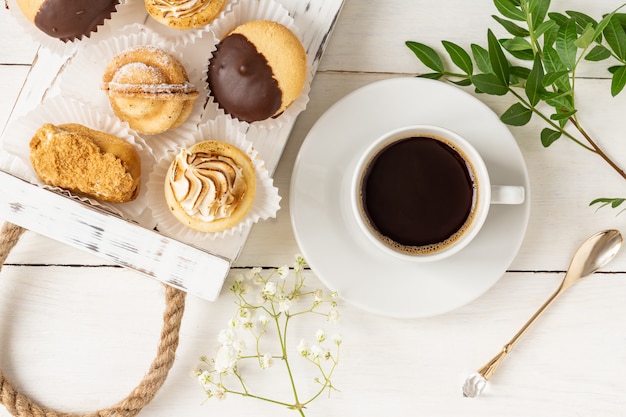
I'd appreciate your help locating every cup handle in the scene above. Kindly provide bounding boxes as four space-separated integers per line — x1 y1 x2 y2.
491 185 525 205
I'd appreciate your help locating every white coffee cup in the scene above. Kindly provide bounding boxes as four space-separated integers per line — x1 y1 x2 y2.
351 125 525 262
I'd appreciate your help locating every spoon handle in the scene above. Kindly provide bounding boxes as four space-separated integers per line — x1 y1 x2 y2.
476 281 566 380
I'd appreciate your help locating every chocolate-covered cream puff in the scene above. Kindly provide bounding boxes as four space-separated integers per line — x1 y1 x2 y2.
15 0 120 42
208 20 307 123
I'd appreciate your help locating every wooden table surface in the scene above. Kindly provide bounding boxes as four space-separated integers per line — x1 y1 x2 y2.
2 1 626 416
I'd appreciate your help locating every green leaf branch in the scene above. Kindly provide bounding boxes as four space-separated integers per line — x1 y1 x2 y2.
406 0 626 210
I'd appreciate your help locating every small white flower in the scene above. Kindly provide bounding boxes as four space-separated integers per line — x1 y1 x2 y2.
246 267 262 280
217 328 237 346
277 264 290 279
263 281 277 296
211 386 226 400
278 298 292 314
260 353 274 369
297 339 310 357
293 254 306 272
238 308 253 323
332 333 343 345
258 314 270 326
197 370 212 390
311 344 327 359
227 318 239 329
328 309 340 323
214 345 239 373
313 289 323 303
316 329 326 343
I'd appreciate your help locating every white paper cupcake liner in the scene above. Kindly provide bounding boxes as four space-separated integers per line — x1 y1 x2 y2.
2 95 155 224
146 117 281 241
53 23 215 161
201 0 312 131
5 0 128 57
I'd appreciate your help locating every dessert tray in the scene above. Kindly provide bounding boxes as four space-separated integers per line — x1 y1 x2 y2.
0 0 345 301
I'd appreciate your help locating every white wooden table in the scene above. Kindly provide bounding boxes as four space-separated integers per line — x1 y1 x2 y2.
2 1 626 416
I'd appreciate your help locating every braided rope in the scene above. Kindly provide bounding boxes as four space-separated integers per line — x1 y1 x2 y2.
0 222 186 417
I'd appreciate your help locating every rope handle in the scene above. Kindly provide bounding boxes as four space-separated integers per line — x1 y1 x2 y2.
0 222 186 417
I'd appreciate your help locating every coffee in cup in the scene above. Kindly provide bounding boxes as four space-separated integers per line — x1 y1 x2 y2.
352 125 524 261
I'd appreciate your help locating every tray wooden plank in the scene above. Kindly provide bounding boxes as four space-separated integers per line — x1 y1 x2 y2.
0 0 345 299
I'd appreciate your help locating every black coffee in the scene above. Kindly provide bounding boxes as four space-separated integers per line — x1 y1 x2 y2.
359 135 476 254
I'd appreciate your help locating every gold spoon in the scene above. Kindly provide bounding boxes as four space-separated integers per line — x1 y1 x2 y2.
462 229 623 397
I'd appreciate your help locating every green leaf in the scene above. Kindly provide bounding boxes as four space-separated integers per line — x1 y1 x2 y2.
542 70 569 87
510 65 531 79
540 128 562 147
566 11 599 36
471 44 492 73
543 44 571 91
418 72 444 80
550 109 576 120
451 78 473 86
534 20 556 39
548 12 569 27
573 23 595 48
526 55 545 106
406 41 444 72
492 15 530 37
541 90 575 111
494 0 525 21
487 29 510 84
611 65 626 96
609 65 622 74
530 0 551 30
501 37 534 51
603 15 626 60
500 103 532 126
442 40 473 74
505 48 536 60
589 198 626 210
556 18 578 69
543 20 560 46
471 73 509 95
585 45 612 61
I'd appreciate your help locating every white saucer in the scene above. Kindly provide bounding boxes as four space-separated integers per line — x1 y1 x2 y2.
290 77 530 318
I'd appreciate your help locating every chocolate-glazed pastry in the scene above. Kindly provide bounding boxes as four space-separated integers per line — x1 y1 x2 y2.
15 0 120 42
208 20 307 123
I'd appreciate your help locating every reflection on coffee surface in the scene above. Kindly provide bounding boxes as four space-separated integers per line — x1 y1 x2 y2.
359 135 477 254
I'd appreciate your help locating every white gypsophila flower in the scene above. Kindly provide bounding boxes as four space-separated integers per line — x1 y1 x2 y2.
332 333 343 345
234 338 246 354
246 267 262 280
278 298 292 314
263 281 277 296
297 339 310 357
277 264 289 279
238 308 253 323
310 344 327 359
234 273 245 283
293 254 305 272
211 386 226 400
313 289 323 303
197 370 213 390
316 329 326 343
258 314 270 326
217 328 238 346
328 309 340 323
228 318 239 329
260 352 274 369
214 344 239 373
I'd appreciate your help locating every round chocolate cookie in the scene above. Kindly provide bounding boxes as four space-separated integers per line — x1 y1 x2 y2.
15 0 120 42
208 20 307 123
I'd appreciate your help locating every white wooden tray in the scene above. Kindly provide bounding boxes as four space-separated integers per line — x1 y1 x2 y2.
0 0 345 301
